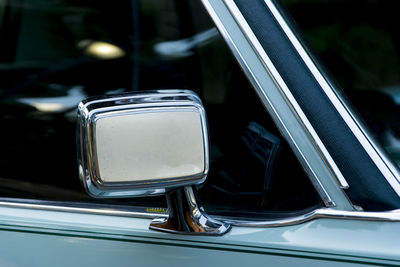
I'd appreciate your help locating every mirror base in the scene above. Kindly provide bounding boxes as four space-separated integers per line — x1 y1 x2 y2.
149 186 231 236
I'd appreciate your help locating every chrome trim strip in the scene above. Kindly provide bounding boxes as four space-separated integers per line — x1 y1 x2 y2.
1 200 399 229
0 201 167 219
263 0 400 195
221 208 400 227
201 0 353 209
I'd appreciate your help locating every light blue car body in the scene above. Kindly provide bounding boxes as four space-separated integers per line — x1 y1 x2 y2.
1 0 399 266
0 205 399 266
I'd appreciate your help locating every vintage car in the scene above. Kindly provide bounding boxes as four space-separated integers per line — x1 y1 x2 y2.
0 0 400 265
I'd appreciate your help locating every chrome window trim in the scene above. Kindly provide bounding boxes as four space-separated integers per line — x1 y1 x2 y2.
262 0 400 196
201 0 354 209
0 201 167 219
220 208 400 227
1 200 400 228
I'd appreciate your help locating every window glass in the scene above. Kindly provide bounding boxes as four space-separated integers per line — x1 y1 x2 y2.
282 0 400 167
0 0 321 218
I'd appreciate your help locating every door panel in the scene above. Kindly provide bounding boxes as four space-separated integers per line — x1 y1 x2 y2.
0 206 398 266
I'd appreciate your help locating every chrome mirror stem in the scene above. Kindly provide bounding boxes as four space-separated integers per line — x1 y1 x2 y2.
150 186 231 235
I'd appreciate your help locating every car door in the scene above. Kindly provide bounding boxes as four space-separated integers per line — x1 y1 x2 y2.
0 0 400 266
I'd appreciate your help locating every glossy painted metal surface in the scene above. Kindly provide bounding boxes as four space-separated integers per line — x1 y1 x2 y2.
77 90 209 198
200 0 353 210
0 206 399 266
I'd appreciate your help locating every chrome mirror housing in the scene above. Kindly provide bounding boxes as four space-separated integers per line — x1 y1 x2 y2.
77 90 230 235
77 90 208 198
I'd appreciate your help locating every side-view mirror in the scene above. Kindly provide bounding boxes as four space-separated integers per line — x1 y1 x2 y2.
77 90 230 235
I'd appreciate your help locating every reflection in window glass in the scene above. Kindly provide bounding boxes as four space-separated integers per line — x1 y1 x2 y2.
0 0 321 217
282 0 400 167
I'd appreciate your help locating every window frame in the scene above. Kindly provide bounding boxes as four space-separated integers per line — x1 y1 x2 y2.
210 0 400 211
203 0 353 209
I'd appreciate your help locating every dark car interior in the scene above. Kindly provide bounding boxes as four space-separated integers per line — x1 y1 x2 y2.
2 0 400 215
3 0 372 219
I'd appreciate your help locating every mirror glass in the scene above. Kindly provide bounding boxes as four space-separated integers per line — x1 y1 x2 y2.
95 108 205 183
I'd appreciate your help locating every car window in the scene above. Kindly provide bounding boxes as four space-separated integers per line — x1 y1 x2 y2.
281 0 400 168
0 0 321 218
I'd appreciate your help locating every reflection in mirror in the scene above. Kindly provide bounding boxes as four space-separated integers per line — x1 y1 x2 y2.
96 109 205 183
